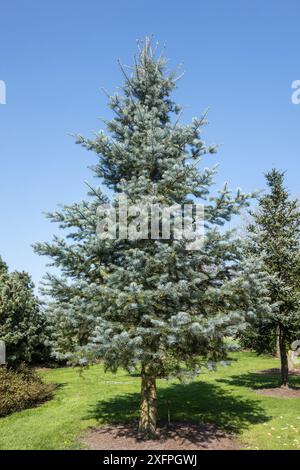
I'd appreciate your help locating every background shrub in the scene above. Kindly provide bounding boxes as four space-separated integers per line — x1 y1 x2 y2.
0 365 54 417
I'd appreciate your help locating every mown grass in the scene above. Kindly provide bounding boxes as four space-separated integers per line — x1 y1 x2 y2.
0 352 299 450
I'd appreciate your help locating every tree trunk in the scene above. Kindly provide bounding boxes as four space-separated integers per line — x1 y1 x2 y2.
138 371 157 439
279 327 289 387
275 326 280 358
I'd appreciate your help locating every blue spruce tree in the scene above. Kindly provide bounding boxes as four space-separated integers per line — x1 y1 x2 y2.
35 39 270 437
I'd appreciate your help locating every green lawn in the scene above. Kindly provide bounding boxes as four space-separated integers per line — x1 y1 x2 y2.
0 352 300 450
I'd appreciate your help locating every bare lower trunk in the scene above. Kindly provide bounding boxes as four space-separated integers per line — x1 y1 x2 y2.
275 326 280 358
138 371 157 439
279 327 289 387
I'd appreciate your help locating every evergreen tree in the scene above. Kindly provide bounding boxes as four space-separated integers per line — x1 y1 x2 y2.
245 169 300 386
34 39 270 437
0 256 8 276
0 268 49 366
239 320 277 356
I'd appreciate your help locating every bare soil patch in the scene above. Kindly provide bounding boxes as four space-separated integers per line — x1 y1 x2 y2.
82 422 240 450
256 387 300 398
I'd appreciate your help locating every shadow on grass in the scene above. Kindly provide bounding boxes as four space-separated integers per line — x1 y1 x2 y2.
85 380 270 435
217 370 300 391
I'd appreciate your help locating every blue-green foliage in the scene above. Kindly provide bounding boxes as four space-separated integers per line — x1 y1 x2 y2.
35 39 271 378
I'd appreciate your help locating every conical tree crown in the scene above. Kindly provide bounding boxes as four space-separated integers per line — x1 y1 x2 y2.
34 39 270 378
250 168 300 273
77 38 218 205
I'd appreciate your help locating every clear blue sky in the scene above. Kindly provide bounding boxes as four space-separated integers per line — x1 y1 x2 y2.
0 0 300 289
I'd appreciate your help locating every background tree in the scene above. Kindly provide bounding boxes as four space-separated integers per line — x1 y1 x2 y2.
0 256 8 276
239 320 277 356
0 266 50 366
243 169 300 386
34 39 271 437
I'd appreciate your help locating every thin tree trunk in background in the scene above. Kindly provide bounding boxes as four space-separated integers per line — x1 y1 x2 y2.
279 326 289 387
138 370 157 439
276 326 280 358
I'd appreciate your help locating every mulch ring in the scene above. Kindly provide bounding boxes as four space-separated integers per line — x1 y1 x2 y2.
82 421 240 450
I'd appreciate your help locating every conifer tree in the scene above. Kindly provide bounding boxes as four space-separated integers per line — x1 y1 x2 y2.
245 169 300 386
0 267 49 366
34 39 270 437
0 256 8 276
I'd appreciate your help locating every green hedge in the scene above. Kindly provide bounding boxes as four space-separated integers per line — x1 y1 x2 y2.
0 365 54 417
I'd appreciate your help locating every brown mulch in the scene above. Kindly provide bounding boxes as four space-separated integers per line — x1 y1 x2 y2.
256 387 300 398
82 422 240 450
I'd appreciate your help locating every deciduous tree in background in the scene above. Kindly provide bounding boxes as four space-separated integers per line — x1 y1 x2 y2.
35 39 271 437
